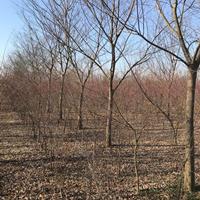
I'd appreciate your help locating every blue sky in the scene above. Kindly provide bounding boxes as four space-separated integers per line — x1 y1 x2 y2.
0 0 23 62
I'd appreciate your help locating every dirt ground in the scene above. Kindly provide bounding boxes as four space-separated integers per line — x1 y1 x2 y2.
1 113 200 199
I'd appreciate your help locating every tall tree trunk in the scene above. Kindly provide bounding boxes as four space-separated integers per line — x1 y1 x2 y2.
183 67 197 192
47 70 52 117
106 78 114 147
77 85 84 130
134 136 139 194
106 42 115 147
37 77 42 141
59 74 65 121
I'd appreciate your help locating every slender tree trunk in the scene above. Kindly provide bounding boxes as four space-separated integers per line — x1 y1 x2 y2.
77 85 85 130
106 77 114 146
59 74 65 121
134 137 139 194
37 76 42 142
47 70 52 117
183 67 197 192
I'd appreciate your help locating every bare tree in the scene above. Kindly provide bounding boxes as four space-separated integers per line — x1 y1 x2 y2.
132 51 181 145
71 53 98 130
117 0 200 192
83 0 149 146
22 0 82 121
69 24 103 129
114 100 148 194
57 43 69 121
16 32 45 139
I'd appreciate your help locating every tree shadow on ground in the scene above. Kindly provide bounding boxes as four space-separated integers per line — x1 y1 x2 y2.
195 185 200 192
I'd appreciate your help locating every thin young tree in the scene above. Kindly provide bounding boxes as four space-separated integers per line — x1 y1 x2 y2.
83 0 149 146
101 0 200 191
22 0 81 121
70 29 102 130
121 0 200 192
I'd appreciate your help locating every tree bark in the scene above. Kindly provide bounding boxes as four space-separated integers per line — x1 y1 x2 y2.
47 70 52 116
59 74 65 121
183 67 197 192
134 137 139 194
106 79 114 146
77 85 85 130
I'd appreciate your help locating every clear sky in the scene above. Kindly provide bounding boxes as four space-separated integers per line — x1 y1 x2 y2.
0 0 23 63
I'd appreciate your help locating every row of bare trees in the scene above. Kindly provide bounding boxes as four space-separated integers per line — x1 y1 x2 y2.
1 0 200 194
